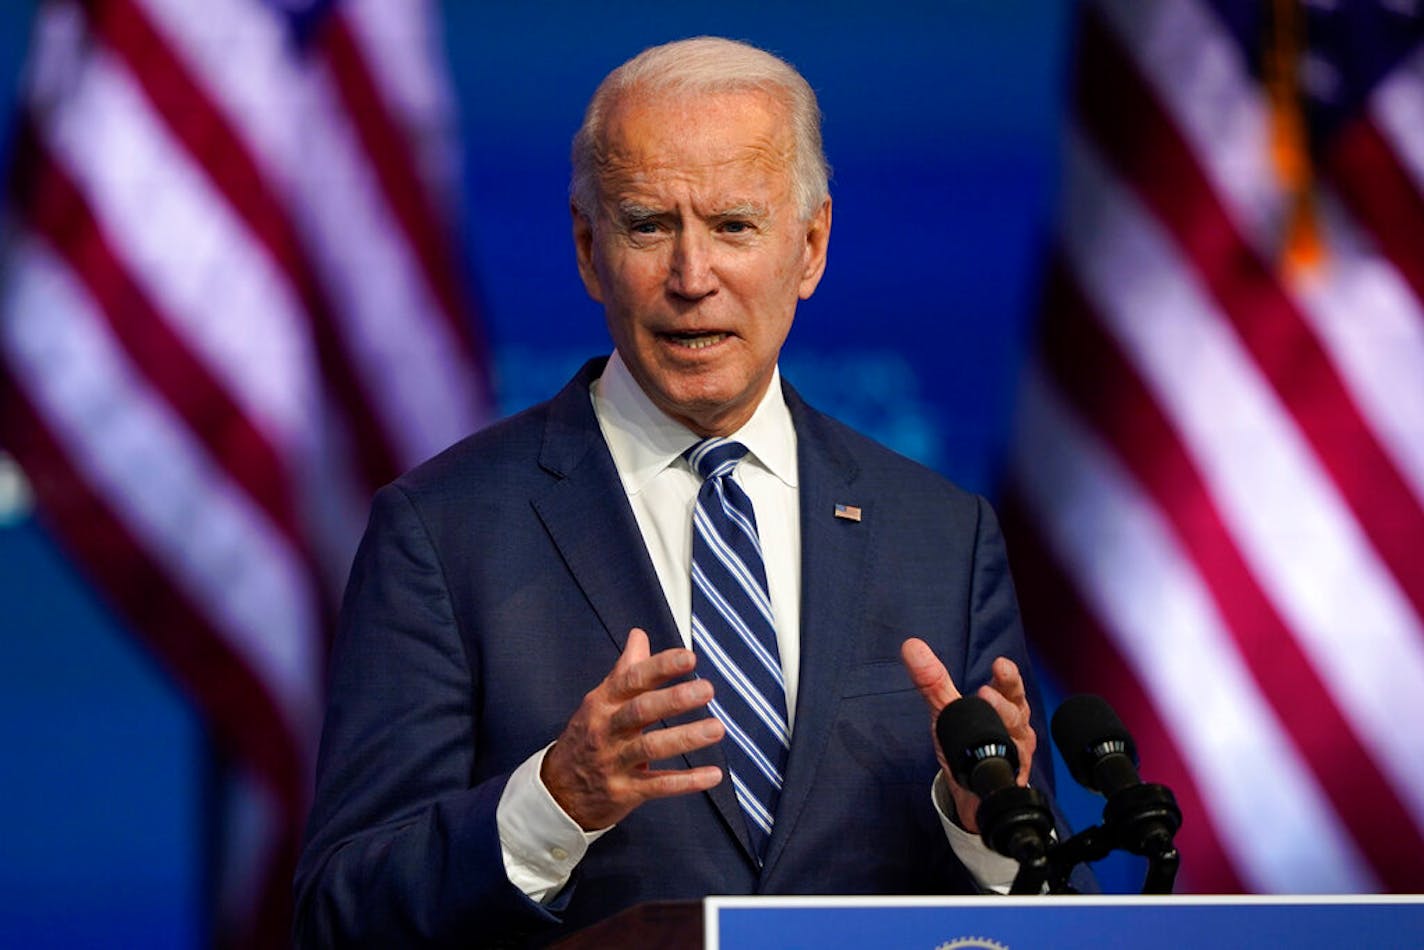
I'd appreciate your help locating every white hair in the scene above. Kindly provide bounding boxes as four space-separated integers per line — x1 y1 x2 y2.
570 36 830 220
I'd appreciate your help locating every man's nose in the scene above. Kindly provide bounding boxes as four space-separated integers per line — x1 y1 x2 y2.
666 228 717 299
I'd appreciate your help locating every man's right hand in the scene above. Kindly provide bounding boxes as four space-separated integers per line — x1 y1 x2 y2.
541 627 725 830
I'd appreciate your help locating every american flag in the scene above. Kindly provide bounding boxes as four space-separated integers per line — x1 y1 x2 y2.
0 0 491 943
1009 0 1424 892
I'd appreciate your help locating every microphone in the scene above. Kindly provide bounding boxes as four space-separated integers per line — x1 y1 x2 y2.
935 695 1054 891
1051 695 1182 891
1050 693 1141 797
936 693 1021 801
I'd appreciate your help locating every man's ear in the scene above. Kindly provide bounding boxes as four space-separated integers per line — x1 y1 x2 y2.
572 203 604 302
797 197 832 300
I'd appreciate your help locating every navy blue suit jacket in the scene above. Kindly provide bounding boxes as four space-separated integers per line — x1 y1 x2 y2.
293 359 1058 946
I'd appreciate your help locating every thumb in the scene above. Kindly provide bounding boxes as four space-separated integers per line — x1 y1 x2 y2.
618 627 651 669
900 637 963 715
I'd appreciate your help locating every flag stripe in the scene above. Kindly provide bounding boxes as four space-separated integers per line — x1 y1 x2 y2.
1002 498 1246 894
97 0 403 490
2 238 322 735
0 354 305 799
1076 3 1424 632
285 62 486 466
1325 116 1424 325
318 15 489 381
1 3 490 940
1286 192 1424 514
1372 47 1424 203
1013 370 1376 891
0 370 303 940
13 132 310 563
1096 0 1424 514
1061 130 1424 833
122 0 490 468
34 42 314 461
1017 0 1424 893
1040 258 1424 887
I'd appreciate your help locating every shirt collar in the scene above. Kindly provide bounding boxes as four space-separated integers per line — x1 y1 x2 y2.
592 350 799 495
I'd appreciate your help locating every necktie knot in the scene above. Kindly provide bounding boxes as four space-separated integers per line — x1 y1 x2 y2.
685 437 750 482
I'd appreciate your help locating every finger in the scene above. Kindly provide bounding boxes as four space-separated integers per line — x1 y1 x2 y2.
989 656 1027 707
618 716 725 768
977 684 1030 736
631 764 724 799
619 627 650 668
977 682 1037 784
607 631 696 700
900 637 962 713
609 678 714 734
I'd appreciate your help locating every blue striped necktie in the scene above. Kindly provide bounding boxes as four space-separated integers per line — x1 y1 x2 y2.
684 437 790 863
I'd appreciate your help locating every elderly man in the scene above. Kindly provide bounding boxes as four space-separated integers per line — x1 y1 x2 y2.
295 37 1063 947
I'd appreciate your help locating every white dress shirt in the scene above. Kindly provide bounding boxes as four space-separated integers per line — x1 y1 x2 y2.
496 352 1019 901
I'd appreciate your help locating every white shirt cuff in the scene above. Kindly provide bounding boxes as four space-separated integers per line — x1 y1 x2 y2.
931 771 1023 894
496 743 613 904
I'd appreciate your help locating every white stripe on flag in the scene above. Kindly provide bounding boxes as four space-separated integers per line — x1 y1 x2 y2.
1289 193 1424 509
1098 0 1285 249
1062 133 1424 830
140 0 486 468
1098 0 1424 510
1014 369 1375 892
40 46 318 458
1373 46 1424 195
341 0 464 203
292 62 484 466
0 238 321 743
135 0 304 186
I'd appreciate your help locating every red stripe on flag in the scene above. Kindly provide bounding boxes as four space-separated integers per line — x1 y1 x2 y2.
12 128 315 563
1074 7 1424 627
88 0 404 491
1040 260 1424 889
1002 495 1246 894
1327 115 1424 318
0 371 301 946
317 15 492 391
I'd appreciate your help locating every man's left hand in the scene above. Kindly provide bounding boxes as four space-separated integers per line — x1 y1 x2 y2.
899 637 1036 833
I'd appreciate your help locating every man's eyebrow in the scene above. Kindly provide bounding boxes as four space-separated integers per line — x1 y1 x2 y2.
616 202 663 222
713 202 768 219
612 200 769 222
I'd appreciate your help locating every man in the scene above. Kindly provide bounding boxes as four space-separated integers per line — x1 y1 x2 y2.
294 37 1065 947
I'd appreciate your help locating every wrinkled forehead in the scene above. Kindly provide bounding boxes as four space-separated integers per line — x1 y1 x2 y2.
593 87 796 196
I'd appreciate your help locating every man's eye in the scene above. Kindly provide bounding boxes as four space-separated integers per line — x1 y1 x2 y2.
630 221 660 234
720 220 752 234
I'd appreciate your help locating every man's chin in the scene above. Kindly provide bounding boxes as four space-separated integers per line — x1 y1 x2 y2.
652 384 764 438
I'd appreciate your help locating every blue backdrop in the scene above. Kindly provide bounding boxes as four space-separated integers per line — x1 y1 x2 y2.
0 3 1111 945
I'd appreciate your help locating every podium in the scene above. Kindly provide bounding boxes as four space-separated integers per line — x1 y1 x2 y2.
555 895 1424 948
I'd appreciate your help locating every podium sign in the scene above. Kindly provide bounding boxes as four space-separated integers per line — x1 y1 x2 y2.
705 895 1424 949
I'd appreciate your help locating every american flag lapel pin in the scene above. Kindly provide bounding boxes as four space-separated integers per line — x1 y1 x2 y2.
834 503 862 522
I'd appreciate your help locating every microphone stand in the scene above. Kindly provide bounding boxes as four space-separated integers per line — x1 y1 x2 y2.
1038 781 1183 895
974 785 1056 895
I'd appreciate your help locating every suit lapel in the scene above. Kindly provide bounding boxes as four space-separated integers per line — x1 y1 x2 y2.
531 361 678 658
530 360 754 861
761 386 871 878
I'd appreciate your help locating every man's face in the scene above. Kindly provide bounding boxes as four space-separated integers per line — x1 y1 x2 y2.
574 88 831 437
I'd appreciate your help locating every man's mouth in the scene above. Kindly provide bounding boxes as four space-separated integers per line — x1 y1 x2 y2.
663 331 728 350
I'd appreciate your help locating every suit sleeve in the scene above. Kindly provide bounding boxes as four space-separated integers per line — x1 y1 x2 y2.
964 494 1099 893
961 495 1054 784
293 484 568 947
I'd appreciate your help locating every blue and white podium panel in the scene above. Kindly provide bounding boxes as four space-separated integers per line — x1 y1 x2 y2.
705 895 1424 949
